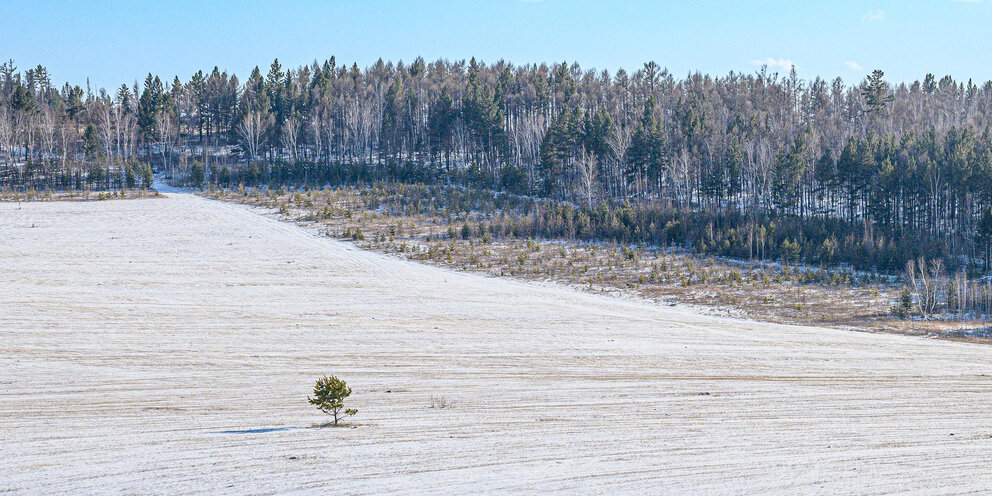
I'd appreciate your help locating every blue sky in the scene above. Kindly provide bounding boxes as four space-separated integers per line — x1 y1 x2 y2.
3 0 991 90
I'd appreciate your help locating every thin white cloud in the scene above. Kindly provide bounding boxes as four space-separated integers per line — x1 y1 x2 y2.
951 0 982 3
844 61 863 72
861 9 885 22
751 57 796 72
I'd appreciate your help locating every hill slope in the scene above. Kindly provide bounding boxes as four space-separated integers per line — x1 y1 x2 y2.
2 192 991 494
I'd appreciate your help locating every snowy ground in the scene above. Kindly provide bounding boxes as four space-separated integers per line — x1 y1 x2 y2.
3 191 992 495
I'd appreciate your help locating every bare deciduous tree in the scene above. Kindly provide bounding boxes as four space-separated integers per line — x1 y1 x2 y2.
576 146 598 208
236 110 269 163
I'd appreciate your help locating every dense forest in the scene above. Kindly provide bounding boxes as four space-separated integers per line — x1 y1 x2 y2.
3 57 992 274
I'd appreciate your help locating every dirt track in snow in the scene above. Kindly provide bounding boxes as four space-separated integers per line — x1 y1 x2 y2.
3 191 992 494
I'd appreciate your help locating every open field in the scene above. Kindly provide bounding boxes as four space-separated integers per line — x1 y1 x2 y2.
4 191 992 494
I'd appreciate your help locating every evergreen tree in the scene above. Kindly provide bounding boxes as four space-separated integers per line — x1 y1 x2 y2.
308 376 357 426
977 208 992 271
627 96 665 198
428 86 457 170
861 69 894 114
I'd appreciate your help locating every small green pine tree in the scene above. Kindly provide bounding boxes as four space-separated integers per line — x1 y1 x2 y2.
308 376 357 426
141 165 154 189
897 286 913 319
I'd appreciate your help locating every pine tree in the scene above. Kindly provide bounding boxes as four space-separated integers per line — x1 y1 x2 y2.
308 376 357 426
82 124 100 160
861 69 893 114
627 96 665 198
977 208 992 271
428 86 456 170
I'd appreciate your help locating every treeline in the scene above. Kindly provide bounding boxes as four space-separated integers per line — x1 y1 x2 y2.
3 57 992 272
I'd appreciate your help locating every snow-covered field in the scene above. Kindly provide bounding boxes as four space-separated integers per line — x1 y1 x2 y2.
3 191 992 495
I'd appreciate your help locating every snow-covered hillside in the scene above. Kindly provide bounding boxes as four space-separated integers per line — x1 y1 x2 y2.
2 191 991 494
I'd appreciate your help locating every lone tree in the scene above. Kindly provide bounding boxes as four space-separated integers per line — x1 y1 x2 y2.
308 375 357 426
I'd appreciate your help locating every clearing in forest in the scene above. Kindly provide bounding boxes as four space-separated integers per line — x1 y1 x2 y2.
2 191 992 494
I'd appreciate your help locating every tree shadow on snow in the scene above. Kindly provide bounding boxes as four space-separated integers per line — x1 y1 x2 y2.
213 423 358 434
213 426 306 434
